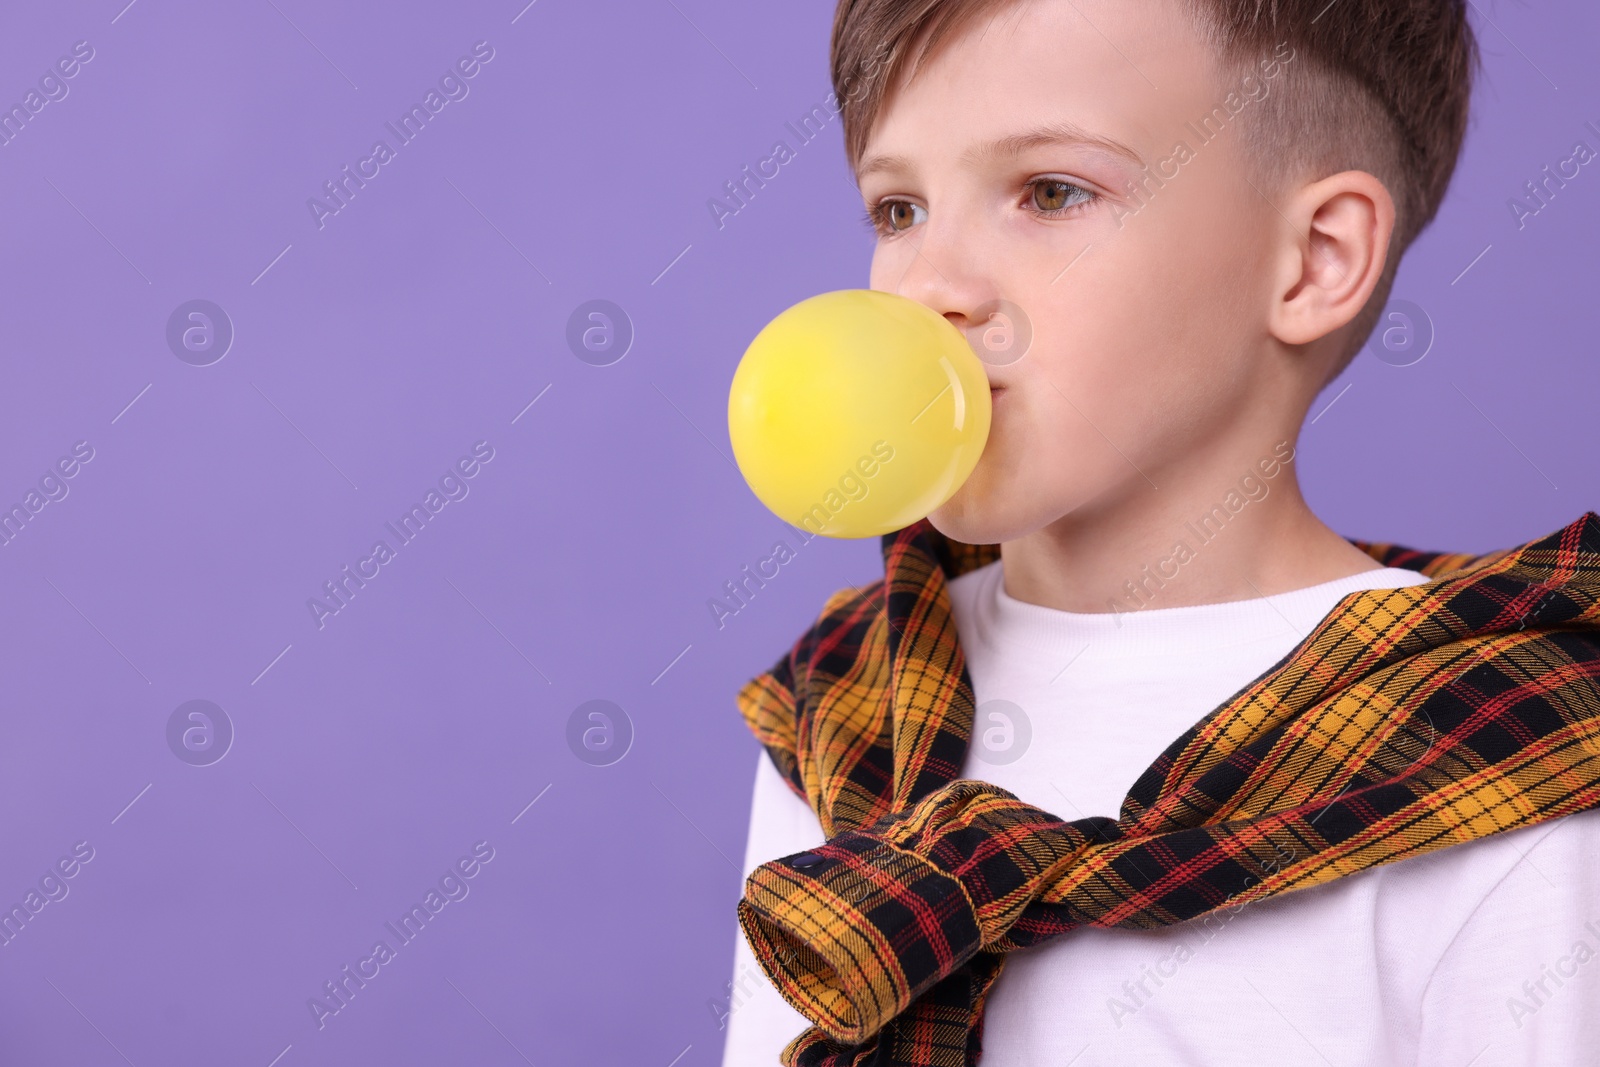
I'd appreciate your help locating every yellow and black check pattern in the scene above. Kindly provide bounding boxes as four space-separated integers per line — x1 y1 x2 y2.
735 513 1600 1066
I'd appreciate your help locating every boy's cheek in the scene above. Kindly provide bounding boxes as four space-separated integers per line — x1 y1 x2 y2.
976 404 1134 521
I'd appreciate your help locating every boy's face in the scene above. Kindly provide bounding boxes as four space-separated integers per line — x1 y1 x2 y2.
859 0 1295 545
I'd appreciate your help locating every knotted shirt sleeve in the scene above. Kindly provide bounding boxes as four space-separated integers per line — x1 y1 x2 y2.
735 779 1099 1044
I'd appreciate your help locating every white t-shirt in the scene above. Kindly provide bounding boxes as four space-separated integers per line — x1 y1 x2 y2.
720 560 1600 1066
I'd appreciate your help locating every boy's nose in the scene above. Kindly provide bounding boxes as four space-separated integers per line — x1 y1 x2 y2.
891 244 992 342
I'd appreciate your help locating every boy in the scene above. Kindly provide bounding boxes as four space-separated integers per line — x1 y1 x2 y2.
721 1 1600 1065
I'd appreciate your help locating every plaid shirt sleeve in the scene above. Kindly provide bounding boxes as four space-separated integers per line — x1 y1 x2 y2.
735 584 873 814
735 778 1092 1043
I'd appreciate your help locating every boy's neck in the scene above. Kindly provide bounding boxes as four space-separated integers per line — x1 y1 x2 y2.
996 454 1382 617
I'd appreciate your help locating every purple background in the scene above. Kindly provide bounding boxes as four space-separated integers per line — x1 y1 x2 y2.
0 1 1594 1064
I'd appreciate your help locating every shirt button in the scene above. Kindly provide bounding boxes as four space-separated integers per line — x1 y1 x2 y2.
790 851 826 870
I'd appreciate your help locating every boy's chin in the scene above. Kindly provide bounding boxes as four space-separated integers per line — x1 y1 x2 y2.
926 488 1025 548
927 461 1083 547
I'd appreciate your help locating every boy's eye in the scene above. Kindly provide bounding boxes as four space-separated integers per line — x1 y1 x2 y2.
1030 178 1094 213
872 199 926 233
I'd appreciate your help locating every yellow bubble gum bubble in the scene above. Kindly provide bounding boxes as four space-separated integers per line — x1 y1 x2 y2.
728 288 992 539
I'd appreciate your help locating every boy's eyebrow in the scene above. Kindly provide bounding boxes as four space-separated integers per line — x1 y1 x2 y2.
857 120 1144 181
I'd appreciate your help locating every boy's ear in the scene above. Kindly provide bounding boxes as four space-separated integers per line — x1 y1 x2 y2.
1267 170 1395 348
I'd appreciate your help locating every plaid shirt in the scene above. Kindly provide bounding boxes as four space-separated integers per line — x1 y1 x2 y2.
735 512 1600 1067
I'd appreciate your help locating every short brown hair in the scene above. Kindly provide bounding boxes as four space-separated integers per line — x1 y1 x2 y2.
829 0 1480 375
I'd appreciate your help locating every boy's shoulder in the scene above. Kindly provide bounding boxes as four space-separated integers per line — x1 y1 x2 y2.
766 510 1600 681
748 510 1600 728
740 510 1600 836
